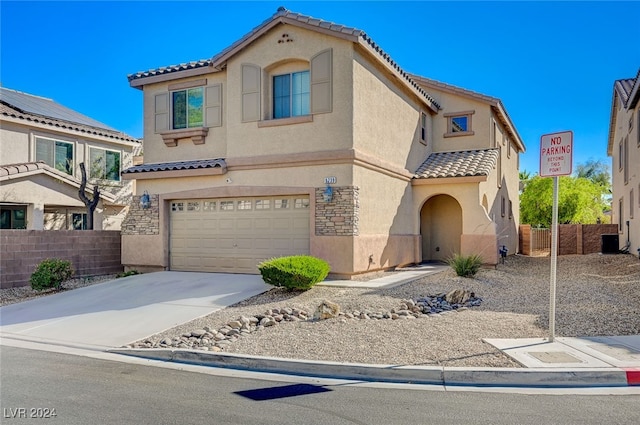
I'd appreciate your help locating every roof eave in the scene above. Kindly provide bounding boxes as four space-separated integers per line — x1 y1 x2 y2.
409 74 525 152
412 175 487 185
128 65 215 89
0 165 118 204
356 42 439 113
0 110 140 145
493 102 526 153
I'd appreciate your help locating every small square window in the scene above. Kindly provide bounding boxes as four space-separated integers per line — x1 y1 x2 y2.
255 199 271 210
220 201 234 211
203 201 216 211
420 113 427 143
452 116 468 132
237 200 252 210
274 199 289 209
444 111 474 137
294 198 310 209
171 202 184 212
187 202 200 212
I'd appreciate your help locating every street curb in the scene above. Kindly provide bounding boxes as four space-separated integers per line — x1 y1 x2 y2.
109 349 637 388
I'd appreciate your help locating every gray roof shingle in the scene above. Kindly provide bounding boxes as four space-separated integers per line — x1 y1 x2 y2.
414 149 499 179
122 158 227 175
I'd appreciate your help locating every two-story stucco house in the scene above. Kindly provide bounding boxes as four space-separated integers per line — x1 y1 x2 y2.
607 68 640 255
121 8 525 277
0 87 140 230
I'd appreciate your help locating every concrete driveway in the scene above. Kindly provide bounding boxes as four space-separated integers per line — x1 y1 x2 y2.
0 272 270 349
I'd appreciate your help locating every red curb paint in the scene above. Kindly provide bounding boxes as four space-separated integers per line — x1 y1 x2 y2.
624 368 640 386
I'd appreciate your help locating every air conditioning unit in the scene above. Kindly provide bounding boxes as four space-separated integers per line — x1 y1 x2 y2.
601 234 619 254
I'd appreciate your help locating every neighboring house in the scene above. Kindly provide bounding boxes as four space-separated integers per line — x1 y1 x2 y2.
0 87 140 230
607 68 640 255
121 7 525 277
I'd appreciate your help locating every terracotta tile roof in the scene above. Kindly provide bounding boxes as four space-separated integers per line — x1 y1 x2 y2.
0 161 117 203
127 7 440 110
615 68 640 109
122 158 227 175
0 161 53 178
126 60 212 82
0 88 139 144
615 78 636 106
414 149 499 179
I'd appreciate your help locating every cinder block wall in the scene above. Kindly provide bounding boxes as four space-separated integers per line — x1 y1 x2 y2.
519 224 619 256
0 230 123 288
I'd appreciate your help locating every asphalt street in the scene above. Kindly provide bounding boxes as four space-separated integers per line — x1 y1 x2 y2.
2 346 639 425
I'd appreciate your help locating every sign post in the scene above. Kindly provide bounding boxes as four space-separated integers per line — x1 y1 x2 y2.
539 131 573 342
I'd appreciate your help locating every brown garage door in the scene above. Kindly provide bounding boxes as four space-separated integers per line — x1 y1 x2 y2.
170 196 310 273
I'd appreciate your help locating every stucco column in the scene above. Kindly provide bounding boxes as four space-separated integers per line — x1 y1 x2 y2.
29 203 44 230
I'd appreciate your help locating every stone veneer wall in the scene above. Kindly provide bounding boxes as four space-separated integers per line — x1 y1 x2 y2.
121 194 160 236
0 230 122 288
315 186 359 236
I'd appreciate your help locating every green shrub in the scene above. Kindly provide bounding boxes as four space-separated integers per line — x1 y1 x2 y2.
258 255 330 291
446 253 483 278
116 270 140 278
30 258 74 291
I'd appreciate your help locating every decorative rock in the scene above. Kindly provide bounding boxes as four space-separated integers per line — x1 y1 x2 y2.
228 320 242 329
445 289 471 305
136 292 483 353
314 300 340 320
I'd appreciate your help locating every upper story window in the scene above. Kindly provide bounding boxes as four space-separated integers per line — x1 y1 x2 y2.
35 136 73 175
420 113 427 143
273 70 310 119
89 147 121 182
172 87 204 129
444 110 475 137
154 80 222 146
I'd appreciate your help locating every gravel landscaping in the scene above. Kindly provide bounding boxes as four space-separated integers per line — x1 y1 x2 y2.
2 254 638 368
130 253 640 368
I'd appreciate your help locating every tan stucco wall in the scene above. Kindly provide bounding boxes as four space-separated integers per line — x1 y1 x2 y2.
141 24 356 166
126 21 526 272
610 99 639 254
0 118 138 230
352 47 431 172
122 234 166 270
425 88 491 153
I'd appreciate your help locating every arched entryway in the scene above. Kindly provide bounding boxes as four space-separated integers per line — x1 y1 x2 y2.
420 194 462 262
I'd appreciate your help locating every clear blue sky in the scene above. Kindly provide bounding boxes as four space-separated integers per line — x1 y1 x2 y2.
2 1 639 174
